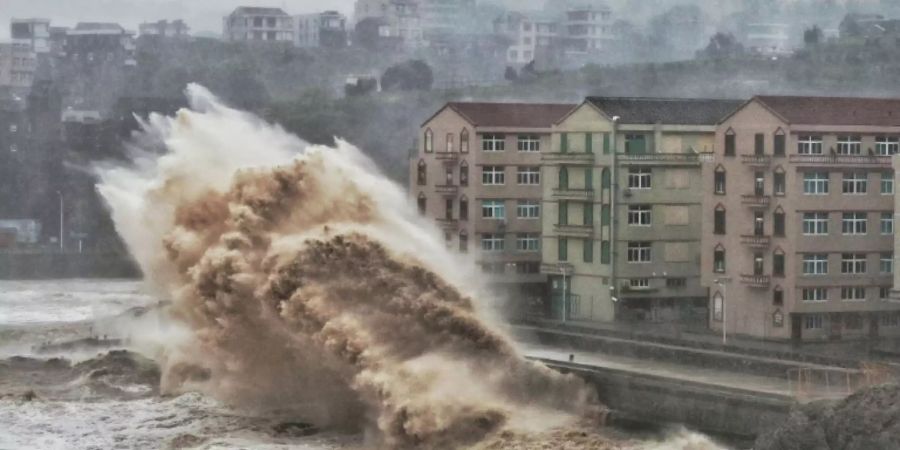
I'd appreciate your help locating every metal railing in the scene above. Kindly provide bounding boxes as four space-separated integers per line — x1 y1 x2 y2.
789 154 892 166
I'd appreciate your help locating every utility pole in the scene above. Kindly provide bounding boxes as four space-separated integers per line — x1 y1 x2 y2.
57 191 64 252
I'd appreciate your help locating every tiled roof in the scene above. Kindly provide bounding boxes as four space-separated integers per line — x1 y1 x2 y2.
233 7 289 16
443 102 575 128
586 97 744 125
755 95 900 126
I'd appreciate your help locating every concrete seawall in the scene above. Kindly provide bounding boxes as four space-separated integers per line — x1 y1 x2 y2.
0 252 141 279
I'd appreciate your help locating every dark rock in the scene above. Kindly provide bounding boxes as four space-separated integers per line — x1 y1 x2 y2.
169 433 206 449
21 390 37 401
272 421 318 437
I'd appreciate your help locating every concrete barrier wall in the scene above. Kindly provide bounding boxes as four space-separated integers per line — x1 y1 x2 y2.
0 252 141 279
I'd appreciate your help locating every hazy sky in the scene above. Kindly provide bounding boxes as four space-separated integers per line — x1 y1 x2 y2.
0 0 357 38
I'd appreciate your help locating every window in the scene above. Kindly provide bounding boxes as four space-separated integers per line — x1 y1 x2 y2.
445 167 454 185
460 161 469 186
424 129 433 153
724 130 735 156
666 278 687 288
804 314 824 329
713 292 724 321
774 209 785 237
713 247 725 273
876 136 899 156
882 172 894 194
754 133 765 155
627 242 651 263
773 252 785 277
417 160 427 185
517 135 540 152
882 212 894 235
459 197 469 221
630 278 650 289
517 166 540 185
446 133 454 153
516 200 540 219
842 172 867 194
802 254 828 275
841 253 867 274
881 253 893 274
560 133 568 153
803 212 829 235
444 198 453 220
882 312 900 326
754 172 765 196
774 131 786 156
459 231 468 252
583 203 593 226
774 171 786 195
482 134 505 152
628 168 651 189
481 234 505 252
714 206 726 235
583 238 593 262
841 287 866 302
798 135 823 154
482 200 505 219
842 212 867 235
754 211 765 236
803 172 829 194
773 287 784 306
444 231 453 248
625 134 647 154
754 253 765 275
482 166 505 185
516 233 540 252
601 240 611 264
802 288 828 302
460 129 469 153
714 167 726 194
9 124 17 133
558 237 568 261
836 135 862 155
628 205 652 226
558 166 569 189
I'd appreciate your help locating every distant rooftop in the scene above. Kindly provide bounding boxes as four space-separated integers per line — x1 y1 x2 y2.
754 95 900 127
68 22 128 36
437 102 576 128
587 97 744 126
231 7 290 16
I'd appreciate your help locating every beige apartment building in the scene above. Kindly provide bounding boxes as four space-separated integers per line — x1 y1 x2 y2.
411 102 574 310
541 97 742 324
702 96 900 341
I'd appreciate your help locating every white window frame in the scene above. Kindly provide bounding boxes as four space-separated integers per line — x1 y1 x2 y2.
876 136 899 156
627 242 652 263
804 314 824 329
628 168 652 190
482 166 505 185
842 172 868 195
842 212 868 235
881 253 893 274
481 200 505 219
798 135 823 155
516 233 540 252
516 200 540 219
517 166 541 185
481 233 505 252
802 212 829 235
517 135 540 152
836 135 862 155
803 172 829 195
630 278 650 289
882 212 894 235
627 205 652 226
840 253 867 274
882 172 894 195
802 254 828 275
482 134 505 152
841 286 867 302
802 288 828 302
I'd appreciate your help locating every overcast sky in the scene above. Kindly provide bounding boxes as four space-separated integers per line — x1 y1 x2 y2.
0 0 357 38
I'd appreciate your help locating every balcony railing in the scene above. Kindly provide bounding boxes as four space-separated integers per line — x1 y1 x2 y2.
434 184 459 195
788 154 892 166
741 194 771 208
742 154 772 166
553 223 594 237
435 218 458 229
740 274 771 288
540 262 575 275
618 153 700 165
434 152 460 161
541 152 595 164
740 234 771 248
553 188 595 200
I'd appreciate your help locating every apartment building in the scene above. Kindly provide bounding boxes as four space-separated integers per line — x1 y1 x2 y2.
702 96 900 341
138 20 190 38
541 97 742 324
563 4 614 60
411 102 574 308
0 43 37 93
295 11 348 48
10 19 51 53
494 12 560 67
223 7 294 43
64 23 137 67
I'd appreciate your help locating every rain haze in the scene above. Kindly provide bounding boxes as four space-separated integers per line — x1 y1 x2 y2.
1 0 900 449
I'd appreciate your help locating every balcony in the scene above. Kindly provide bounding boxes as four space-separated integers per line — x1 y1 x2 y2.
541 152 595 164
434 184 459 195
740 235 771 248
618 153 700 166
553 188 595 201
434 152 459 162
741 155 772 167
788 154 892 167
740 274 771 288
741 194 771 209
540 262 575 275
553 223 594 237
435 218 458 230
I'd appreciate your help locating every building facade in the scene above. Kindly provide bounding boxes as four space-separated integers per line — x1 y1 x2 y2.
494 12 560 67
702 96 900 341
223 7 294 43
138 20 190 38
563 4 614 61
541 97 742 324
411 102 574 312
0 43 37 93
10 19 51 53
295 11 348 48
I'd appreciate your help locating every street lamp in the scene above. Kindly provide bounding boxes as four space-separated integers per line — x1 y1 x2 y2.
714 278 730 344
57 191 64 252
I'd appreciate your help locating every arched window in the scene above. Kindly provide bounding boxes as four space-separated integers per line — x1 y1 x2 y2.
424 128 433 153
714 204 726 235
773 206 785 237
773 247 785 277
460 129 469 154
446 133 454 153
459 160 469 186
417 159 427 186
713 291 724 321
773 286 784 306
713 244 726 273
559 166 569 189
714 165 726 195
724 128 735 157
459 195 469 221
459 230 468 252
774 128 786 157
773 166 786 195
417 192 427 215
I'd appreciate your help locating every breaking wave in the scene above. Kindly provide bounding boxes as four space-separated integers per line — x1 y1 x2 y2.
96 85 606 448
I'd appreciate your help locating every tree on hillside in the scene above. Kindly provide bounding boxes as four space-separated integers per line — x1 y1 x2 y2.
381 60 433 91
804 25 823 46
698 33 744 60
